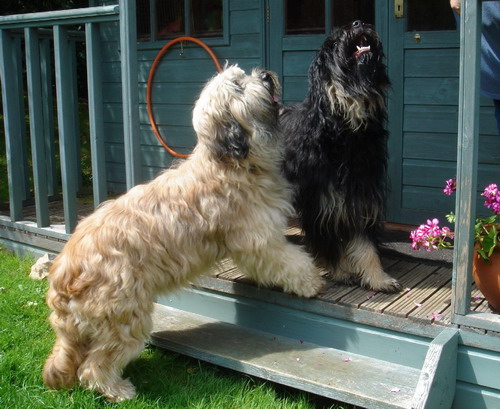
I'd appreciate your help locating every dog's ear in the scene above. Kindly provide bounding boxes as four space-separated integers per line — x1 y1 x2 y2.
214 120 249 160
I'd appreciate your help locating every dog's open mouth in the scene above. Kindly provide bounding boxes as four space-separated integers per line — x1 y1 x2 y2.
352 35 372 60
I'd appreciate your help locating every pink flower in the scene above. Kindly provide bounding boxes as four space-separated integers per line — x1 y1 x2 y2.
482 184 500 215
410 219 454 252
443 178 457 196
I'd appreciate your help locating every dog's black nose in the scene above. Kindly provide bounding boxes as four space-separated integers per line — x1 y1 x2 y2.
352 20 363 28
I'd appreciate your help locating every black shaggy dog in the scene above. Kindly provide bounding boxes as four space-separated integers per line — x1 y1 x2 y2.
281 20 401 293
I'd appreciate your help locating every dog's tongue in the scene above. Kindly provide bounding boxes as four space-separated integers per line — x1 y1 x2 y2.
354 45 371 58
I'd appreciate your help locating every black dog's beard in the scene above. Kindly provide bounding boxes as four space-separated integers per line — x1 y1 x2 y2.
281 22 390 266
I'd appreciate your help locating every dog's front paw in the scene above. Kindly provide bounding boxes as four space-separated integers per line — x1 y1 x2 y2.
290 273 326 298
363 276 402 294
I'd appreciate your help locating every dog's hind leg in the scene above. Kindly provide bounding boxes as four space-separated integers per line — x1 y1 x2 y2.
43 312 86 390
232 237 325 298
77 315 151 402
344 236 402 293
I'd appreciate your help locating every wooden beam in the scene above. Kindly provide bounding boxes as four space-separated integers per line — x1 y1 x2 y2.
0 6 119 29
0 29 24 221
39 37 58 197
411 328 459 409
85 22 107 207
119 0 142 189
452 0 481 318
25 27 50 227
54 25 78 233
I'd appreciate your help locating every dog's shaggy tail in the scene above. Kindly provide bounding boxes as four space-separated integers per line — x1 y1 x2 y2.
43 314 86 389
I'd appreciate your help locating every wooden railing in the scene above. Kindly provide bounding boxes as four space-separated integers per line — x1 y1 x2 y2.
451 0 500 333
0 2 140 236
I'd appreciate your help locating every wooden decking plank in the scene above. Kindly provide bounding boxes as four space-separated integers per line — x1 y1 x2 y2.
383 267 451 318
358 263 440 313
338 260 424 308
211 259 239 279
438 285 487 324
470 285 486 311
318 257 401 304
409 279 452 324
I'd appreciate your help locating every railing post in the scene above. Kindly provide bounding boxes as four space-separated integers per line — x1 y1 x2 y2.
25 27 50 227
40 37 58 197
452 0 481 319
86 22 107 207
119 0 142 189
54 25 78 233
0 29 24 221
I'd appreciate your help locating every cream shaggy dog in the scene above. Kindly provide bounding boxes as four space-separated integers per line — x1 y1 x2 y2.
43 65 324 402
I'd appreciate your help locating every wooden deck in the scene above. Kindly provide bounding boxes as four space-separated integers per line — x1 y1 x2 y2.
1 200 497 330
199 225 497 331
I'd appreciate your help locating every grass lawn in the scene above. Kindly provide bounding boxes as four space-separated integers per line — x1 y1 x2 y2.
0 248 353 409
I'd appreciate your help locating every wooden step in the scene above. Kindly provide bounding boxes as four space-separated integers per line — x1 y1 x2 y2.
151 304 421 409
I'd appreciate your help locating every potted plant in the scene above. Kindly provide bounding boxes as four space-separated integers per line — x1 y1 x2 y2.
410 178 500 311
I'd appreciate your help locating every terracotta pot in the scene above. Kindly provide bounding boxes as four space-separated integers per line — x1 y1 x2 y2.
472 244 500 311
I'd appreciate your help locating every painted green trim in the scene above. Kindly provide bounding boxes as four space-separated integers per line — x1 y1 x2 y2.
119 0 142 189
54 25 79 233
0 6 119 29
412 328 459 409
24 27 50 227
158 288 432 369
385 1 405 223
452 0 481 320
0 216 70 241
86 22 108 207
453 312 500 333
267 0 283 83
0 30 24 221
40 37 58 198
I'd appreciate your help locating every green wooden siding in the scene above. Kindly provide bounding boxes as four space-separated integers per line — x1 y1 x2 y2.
99 0 265 192
395 29 500 225
95 0 500 218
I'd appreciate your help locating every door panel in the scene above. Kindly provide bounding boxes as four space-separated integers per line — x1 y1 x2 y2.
386 0 461 225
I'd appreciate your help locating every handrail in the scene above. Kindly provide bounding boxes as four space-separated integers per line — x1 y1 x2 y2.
0 5 119 29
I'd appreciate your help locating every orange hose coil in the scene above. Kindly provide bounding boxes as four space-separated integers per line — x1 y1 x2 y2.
146 36 223 158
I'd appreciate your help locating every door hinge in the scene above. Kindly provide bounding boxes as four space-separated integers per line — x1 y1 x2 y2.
266 6 270 24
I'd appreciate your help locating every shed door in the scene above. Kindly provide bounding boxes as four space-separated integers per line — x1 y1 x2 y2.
385 0 461 225
267 1 500 226
386 1 500 226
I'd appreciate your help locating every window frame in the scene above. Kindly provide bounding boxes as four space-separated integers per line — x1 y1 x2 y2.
137 0 229 49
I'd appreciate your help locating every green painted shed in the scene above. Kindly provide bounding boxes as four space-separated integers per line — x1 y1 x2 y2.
1 1 499 408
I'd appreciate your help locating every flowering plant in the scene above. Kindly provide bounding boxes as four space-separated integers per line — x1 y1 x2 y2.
410 178 500 263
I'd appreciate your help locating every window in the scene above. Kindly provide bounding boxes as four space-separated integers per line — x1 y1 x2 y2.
137 0 224 42
285 0 325 35
407 0 457 31
156 0 185 39
285 0 375 36
190 0 223 37
331 0 374 27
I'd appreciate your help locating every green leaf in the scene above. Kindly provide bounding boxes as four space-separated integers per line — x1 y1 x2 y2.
446 212 456 224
